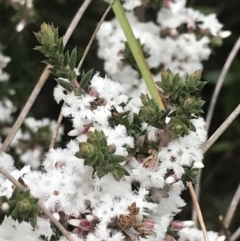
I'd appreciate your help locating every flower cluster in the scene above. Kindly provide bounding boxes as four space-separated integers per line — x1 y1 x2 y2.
0 67 223 240
97 0 230 107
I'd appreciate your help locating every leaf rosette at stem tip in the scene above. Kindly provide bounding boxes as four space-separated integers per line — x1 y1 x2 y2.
35 23 96 95
7 188 39 227
75 129 129 181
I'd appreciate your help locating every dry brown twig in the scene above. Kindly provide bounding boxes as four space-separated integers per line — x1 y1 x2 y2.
231 226 240 241
193 36 240 225
206 36 240 132
50 0 116 148
0 1 93 240
192 103 240 225
224 183 240 229
188 183 210 241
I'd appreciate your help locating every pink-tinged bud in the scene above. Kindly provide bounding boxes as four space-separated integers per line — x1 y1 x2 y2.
68 218 95 231
79 219 95 231
55 161 66 171
171 220 194 230
171 220 183 230
143 219 155 231
89 87 99 97
72 227 83 238
81 124 94 134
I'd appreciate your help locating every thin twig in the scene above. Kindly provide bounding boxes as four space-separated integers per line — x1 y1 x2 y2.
206 36 240 132
0 166 75 241
224 183 240 229
231 226 240 241
202 103 240 154
77 0 116 70
62 0 93 46
193 37 240 224
0 66 50 153
49 104 64 149
50 1 115 148
188 182 210 241
193 103 240 224
219 215 231 241
0 0 92 154
192 166 203 225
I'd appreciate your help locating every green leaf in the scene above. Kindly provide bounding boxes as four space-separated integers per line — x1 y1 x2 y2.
64 50 70 66
56 78 74 92
109 154 125 163
68 47 77 70
80 69 94 92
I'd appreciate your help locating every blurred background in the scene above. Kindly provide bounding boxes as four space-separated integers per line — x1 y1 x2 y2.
0 0 239 236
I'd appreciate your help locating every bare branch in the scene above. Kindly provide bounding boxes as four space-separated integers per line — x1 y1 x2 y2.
77 0 116 70
0 66 50 153
193 37 240 224
62 0 93 46
231 226 240 241
192 103 240 224
224 183 240 229
206 36 240 132
203 103 240 154
188 182 209 241
49 104 64 149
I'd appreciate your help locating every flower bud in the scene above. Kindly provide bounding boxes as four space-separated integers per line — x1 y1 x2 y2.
183 97 194 109
135 214 143 223
68 129 79 137
52 212 60 221
86 214 94 222
192 162 204 169
171 220 194 230
165 176 176 184
72 210 80 218
190 69 202 82
143 219 155 230
88 127 96 132
1 202 9 211
79 219 95 231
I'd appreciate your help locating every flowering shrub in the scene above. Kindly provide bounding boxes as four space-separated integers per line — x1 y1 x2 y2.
0 0 232 241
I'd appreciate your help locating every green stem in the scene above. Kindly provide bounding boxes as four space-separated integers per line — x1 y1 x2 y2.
109 0 165 111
